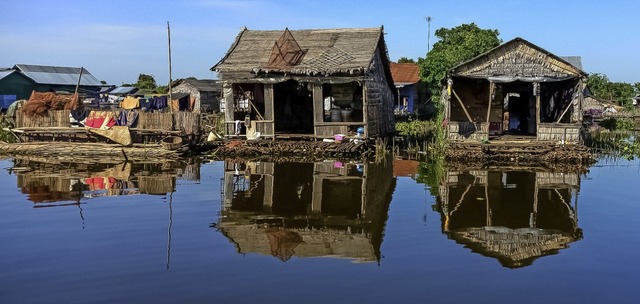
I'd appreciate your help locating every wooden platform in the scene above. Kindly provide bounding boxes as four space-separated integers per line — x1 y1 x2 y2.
446 141 594 168
0 142 180 163
200 139 369 159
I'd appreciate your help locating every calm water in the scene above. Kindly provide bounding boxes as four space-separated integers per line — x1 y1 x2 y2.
1 156 639 303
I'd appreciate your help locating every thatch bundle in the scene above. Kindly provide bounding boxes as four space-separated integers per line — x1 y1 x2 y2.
21 91 78 116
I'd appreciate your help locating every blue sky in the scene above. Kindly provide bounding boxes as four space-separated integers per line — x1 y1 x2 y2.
1 0 638 85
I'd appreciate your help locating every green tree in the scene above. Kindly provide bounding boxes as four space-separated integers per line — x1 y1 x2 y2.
419 23 501 98
156 85 169 94
135 74 157 91
588 73 636 107
587 73 610 97
397 57 416 63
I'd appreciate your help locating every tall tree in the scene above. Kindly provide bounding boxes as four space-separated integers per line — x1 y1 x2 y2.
397 57 416 63
135 74 157 91
588 73 636 107
419 23 501 98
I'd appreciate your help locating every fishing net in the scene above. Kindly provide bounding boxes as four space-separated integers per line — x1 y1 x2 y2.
21 91 78 116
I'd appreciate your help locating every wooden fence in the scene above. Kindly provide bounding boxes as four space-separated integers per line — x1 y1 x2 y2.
16 110 201 135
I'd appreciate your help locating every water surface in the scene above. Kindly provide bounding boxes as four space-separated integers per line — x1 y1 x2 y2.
1 157 639 303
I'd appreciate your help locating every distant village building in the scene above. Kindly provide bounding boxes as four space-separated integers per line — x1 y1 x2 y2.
390 62 424 114
441 37 588 144
212 27 396 139
171 78 221 112
108 86 139 96
0 64 103 108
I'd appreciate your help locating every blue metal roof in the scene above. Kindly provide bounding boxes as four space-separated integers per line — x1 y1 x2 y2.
13 64 102 86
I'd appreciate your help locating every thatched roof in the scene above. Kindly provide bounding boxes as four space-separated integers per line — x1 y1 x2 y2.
212 27 387 76
449 37 588 81
450 226 579 268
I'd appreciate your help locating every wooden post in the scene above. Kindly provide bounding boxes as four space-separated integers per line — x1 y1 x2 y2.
486 81 493 123
264 84 274 139
451 88 474 123
312 83 323 139
485 184 491 227
535 82 541 140
362 83 368 137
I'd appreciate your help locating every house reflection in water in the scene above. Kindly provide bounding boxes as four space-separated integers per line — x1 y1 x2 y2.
12 158 200 206
217 160 395 263
435 169 583 268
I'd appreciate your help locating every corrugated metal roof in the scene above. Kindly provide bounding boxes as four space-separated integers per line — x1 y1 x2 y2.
0 69 16 81
13 64 102 86
173 78 220 91
560 56 583 71
109 86 138 94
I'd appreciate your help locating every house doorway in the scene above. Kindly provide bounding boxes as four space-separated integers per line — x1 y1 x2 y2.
273 80 313 134
501 82 536 135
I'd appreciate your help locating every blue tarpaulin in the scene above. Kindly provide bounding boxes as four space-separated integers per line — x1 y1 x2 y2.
1 95 17 110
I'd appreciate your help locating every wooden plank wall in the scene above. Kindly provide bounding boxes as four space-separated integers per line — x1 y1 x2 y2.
364 50 395 137
536 171 579 188
447 122 489 141
450 78 492 122
537 124 581 143
315 125 349 138
16 110 71 128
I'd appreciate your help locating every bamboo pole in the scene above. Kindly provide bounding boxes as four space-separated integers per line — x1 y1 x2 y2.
556 102 573 123
451 88 474 123
74 67 84 96
167 21 173 111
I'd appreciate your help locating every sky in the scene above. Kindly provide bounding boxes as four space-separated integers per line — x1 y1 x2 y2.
1 0 638 85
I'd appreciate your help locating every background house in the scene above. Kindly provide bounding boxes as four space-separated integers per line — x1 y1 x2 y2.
171 78 221 112
390 62 425 114
0 64 102 101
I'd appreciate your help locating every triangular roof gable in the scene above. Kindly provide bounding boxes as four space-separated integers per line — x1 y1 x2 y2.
450 37 587 79
266 28 306 68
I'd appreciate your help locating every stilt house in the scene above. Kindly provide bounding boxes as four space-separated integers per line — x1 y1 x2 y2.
436 169 582 268
218 160 395 262
442 38 588 144
212 27 396 139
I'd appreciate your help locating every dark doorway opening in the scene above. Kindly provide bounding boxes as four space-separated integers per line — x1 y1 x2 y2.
274 80 313 134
